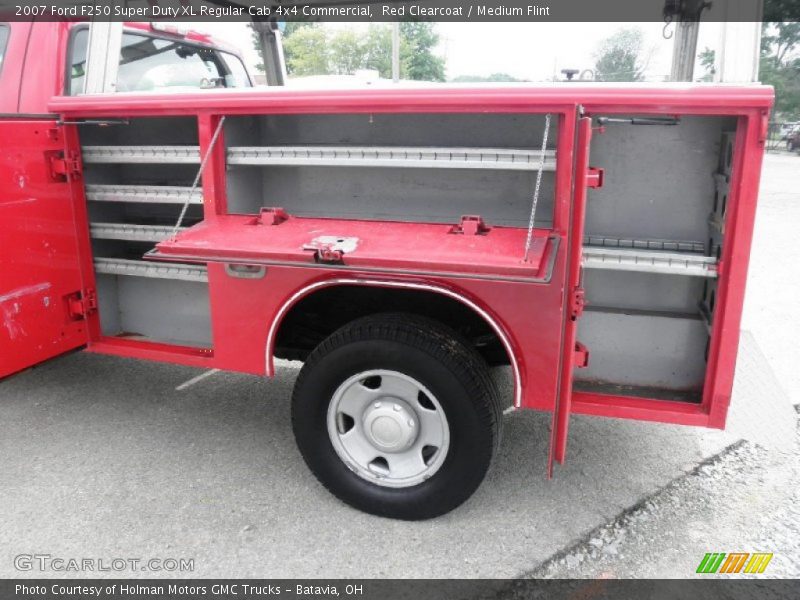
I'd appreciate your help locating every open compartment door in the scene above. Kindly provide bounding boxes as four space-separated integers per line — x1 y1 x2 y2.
0 120 90 378
548 115 595 475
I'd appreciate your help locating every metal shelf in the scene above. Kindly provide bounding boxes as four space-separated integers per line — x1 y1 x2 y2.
90 223 184 243
81 144 556 171
227 145 557 171
582 238 717 278
85 184 202 205
94 258 207 283
82 146 200 164
583 236 705 254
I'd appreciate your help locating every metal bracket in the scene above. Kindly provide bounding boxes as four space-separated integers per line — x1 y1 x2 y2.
66 289 97 319
48 151 82 181
450 215 490 236
586 167 604 189
257 207 289 226
569 287 585 320
574 341 589 368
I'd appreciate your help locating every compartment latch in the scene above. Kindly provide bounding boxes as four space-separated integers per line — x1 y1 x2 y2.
303 236 359 265
66 289 97 320
574 341 589 368
586 167 604 189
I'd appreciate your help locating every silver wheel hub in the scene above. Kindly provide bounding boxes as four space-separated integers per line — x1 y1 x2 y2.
362 399 419 452
327 369 450 488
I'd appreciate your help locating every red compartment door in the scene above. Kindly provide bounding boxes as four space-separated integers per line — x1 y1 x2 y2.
548 115 594 475
0 120 89 378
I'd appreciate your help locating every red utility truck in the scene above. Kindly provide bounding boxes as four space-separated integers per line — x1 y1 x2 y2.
0 20 773 519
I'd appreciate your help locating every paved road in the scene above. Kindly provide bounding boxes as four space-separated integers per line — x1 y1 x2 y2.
0 351 741 579
0 155 794 580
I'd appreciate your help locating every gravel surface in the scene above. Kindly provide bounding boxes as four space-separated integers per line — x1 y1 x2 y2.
529 407 800 578
528 150 800 580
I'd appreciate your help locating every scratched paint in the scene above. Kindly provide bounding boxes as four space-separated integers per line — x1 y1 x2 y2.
0 282 52 340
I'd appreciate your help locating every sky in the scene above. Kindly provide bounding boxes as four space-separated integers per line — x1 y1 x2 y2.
192 21 724 83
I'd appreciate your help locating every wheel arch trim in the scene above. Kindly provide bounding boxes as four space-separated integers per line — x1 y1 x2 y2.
265 278 523 408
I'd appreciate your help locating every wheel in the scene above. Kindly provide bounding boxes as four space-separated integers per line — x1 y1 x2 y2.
291 313 503 520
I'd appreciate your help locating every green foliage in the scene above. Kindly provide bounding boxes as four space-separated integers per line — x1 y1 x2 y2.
451 73 527 83
594 28 645 82
398 22 446 82
253 23 445 81
760 22 800 120
282 25 330 76
698 47 715 82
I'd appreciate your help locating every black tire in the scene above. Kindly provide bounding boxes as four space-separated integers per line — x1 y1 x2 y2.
291 313 503 520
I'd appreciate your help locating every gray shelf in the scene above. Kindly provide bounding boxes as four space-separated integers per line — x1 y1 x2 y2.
82 145 200 164
90 223 185 243
85 184 202 205
228 145 556 171
94 258 207 283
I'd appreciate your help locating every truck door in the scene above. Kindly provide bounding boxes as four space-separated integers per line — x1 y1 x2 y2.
0 119 90 378
548 114 596 474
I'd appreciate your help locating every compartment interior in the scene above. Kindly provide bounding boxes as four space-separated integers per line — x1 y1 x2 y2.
223 113 558 228
80 116 211 347
574 116 737 402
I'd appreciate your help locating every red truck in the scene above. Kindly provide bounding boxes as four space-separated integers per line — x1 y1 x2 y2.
0 20 773 519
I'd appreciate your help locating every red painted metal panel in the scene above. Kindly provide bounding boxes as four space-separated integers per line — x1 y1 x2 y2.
153 215 552 278
48 85 773 119
86 337 214 369
0 120 88 378
548 115 593 474
703 111 768 429
571 391 710 427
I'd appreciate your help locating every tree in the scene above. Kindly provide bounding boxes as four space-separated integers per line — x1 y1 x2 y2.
594 28 646 82
282 25 329 76
361 25 393 78
329 29 367 75
249 22 315 73
698 47 715 82
254 23 446 82
760 22 800 119
451 73 527 83
399 22 446 82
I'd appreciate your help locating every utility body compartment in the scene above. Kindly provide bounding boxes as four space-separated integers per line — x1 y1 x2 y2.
2 84 771 473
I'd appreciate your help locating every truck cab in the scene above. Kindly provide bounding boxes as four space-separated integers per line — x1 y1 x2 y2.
0 21 251 114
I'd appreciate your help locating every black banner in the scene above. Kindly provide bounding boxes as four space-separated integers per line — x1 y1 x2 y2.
0 0 798 22
3 580 800 600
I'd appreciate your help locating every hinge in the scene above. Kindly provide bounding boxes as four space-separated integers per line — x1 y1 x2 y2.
67 289 97 319
586 167 604 188
48 150 82 182
574 341 589 368
569 287 585 320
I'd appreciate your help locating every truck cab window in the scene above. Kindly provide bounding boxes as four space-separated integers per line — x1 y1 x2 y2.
67 28 251 95
0 25 9 72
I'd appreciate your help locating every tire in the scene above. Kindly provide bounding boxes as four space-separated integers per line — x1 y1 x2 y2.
291 313 503 520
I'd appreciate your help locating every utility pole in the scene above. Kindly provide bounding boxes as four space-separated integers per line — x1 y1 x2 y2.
668 0 710 82
252 21 286 86
670 20 701 81
392 22 400 83
715 0 764 83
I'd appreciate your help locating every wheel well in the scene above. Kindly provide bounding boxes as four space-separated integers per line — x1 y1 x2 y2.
273 285 511 367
